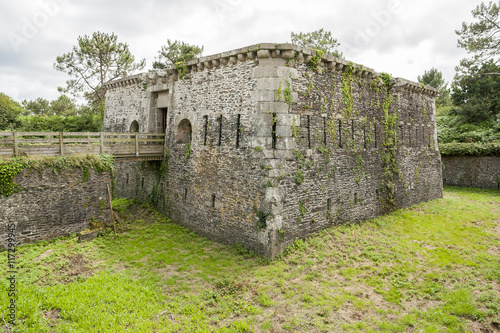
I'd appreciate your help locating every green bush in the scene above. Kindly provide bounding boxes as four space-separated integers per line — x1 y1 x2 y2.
439 142 500 156
437 116 500 144
15 114 102 132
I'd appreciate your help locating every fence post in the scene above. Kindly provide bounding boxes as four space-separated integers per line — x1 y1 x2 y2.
100 133 104 154
135 133 139 156
13 132 18 157
59 132 64 156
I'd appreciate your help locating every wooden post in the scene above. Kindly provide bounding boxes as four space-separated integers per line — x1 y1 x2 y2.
135 133 139 156
107 184 116 233
13 132 18 157
87 134 91 145
100 132 104 154
59 132 64 156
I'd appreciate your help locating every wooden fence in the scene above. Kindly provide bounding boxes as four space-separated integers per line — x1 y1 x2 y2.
0 132 165 159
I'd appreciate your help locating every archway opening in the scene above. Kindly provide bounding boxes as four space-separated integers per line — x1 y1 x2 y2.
130 120 139 133
176 119 192 143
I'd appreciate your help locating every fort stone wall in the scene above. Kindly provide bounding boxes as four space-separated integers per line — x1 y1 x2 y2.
442 156 500 189
0 168 112 249
104 43 442 259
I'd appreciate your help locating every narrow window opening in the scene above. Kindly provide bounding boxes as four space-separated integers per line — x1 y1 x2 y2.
374 122 377 148
218 115 223 146
307 115 311 149
203 115 208 146
363 122 367 148
338 120 342 147
141 178 144 188
327 198 331 211
126 173 129 185
211 194 216 208
376 189 379 198
236 114 241 148
183 188 187 200
323 117 327 145
272 113 277 149
161 108 168 133
354 193 358 204
351 119 355 142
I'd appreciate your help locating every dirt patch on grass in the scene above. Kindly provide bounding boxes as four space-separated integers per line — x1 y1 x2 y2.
466 320 500 333
488 223 500 257
157 264 180 280
32 249 55 262
61 253 93 283
43 308 61 328
43 308 60 321
41 253 95 284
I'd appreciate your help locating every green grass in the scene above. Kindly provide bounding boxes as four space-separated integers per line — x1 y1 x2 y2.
1 186 500 332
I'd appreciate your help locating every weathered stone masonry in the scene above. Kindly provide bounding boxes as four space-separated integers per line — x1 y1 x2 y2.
0 168 112 248
104 43 443 259
442 156 500 189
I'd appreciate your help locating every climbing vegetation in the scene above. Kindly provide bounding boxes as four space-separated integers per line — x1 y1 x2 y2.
0 154 115 197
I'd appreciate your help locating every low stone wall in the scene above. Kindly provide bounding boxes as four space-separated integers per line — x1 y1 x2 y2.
442 156 500 189
0 168 112 248
114 160 162 204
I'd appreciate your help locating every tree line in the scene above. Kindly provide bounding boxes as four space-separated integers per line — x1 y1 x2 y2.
1 2 498 144
419 1 499 144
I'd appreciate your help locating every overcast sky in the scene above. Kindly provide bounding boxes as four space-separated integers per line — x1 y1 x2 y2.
0 0 480 103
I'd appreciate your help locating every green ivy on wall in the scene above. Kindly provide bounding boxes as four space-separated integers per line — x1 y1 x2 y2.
184 143 192 162
378 72 400 206
0 154 115 197
0 162 23 197
341 63 355 121
175 60 187 80
309 49 324 71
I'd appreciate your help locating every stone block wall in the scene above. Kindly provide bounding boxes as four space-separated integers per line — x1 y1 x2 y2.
0 168 112 249
442 156 500 189
103 78 153 133
260 58 442 256
104 43 443 259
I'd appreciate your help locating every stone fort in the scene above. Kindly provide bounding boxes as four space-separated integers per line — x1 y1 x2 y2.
103 43 443 259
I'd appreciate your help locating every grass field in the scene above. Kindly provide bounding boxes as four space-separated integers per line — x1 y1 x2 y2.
1 186 499 332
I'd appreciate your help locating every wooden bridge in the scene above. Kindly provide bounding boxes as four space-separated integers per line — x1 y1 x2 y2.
0 132 165 161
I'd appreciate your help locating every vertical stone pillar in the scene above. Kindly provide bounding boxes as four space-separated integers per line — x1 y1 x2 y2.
249 56 302 258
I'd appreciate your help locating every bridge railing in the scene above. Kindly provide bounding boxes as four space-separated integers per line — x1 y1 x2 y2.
0 132 165 158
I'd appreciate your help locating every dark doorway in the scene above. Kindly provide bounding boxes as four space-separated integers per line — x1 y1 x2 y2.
160 108 168 133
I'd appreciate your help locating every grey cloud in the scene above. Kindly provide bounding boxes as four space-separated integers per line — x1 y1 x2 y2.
0 0 482 102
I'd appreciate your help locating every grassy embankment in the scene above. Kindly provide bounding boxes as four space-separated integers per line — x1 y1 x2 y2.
1 186 499 332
